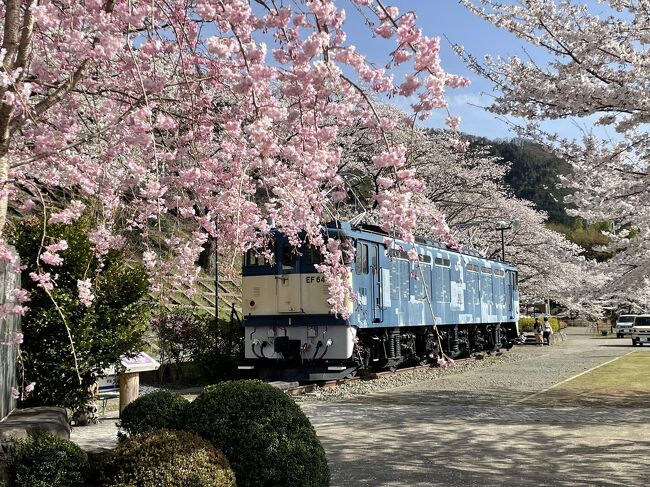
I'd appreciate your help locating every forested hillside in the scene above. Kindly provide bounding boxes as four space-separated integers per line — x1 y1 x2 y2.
469 137 575 226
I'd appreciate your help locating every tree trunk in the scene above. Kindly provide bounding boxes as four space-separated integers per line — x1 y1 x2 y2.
198 235 217 275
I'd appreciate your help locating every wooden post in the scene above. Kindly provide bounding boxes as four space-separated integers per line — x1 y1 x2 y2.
119 371 139 416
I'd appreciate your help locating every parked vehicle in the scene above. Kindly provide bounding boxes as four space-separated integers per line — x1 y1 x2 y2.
615 314 637 338
630 315 650 347
240 221 519 380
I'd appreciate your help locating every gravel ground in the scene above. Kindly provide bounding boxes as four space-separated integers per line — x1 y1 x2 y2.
298 333 566 403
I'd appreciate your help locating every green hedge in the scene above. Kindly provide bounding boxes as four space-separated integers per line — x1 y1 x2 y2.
186 380 329 487
98 429 235 487
8 433 88 487
519 316 561 333
118 390 189 439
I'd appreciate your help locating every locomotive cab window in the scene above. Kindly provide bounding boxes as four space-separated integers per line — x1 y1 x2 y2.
303 247 323 265
507 270 518 290
245 249 270 267
281 243 295 270
355 242 369 274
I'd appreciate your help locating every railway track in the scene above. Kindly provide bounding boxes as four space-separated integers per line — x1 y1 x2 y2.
282 355 483 397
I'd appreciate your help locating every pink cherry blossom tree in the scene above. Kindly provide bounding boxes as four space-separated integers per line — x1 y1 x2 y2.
0 0 471 319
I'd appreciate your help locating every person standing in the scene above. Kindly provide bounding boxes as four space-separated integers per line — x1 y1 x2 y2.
543 317 553 345
534 318 543 346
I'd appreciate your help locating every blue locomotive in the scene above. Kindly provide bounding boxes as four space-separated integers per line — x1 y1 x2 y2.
240 221 519 380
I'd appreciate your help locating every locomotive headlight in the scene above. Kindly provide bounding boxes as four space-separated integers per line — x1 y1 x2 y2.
249 300 256 308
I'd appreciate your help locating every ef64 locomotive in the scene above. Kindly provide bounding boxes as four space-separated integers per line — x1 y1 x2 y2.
240 221 519 380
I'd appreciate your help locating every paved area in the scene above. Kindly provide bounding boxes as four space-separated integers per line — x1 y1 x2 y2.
301 329 650 486
70 385 203 453
71 328 649 486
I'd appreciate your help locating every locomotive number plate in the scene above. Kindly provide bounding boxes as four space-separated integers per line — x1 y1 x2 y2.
305 276 325 283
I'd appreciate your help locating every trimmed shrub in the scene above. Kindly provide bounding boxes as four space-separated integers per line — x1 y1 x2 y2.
98 429 235 487
186 380 329 487
118 390 189 438
8 432 88 487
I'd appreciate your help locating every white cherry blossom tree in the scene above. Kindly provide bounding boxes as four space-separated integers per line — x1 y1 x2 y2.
460 0 650 309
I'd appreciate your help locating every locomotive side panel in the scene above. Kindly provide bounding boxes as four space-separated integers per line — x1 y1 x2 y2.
240 222 520 379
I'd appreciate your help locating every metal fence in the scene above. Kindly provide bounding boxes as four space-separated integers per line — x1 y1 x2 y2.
0 250 21 421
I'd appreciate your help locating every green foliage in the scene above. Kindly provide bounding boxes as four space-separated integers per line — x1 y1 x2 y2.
519 316 561 333
152 308 243 381
186 380 329 487
469 137 575 226
9 215 150 411
192 316 244 380
8 433 88 487
98 429 235 487
118 391 189 439
548 219 614 262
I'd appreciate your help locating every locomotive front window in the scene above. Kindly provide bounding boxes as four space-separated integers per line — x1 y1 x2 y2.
388 248 409 260
304 247 323 265
281 244 294 269
245 250 268 267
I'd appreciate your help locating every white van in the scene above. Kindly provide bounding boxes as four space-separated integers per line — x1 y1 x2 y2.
615 314 637 338
631 315 650 347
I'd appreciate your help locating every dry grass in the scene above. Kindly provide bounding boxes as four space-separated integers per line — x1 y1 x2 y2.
531 351 650 408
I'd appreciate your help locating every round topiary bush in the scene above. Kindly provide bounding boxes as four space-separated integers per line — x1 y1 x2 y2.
186 380 329 487
118 390 189 438
99 429 235 487
8 432 88 487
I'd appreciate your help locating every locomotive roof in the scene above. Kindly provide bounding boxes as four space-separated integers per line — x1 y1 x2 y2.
325 220 516 270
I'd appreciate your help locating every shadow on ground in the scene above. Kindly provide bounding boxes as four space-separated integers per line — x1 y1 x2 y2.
307 388 650 486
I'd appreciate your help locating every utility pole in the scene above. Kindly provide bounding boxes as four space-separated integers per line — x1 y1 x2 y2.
495 220 520 262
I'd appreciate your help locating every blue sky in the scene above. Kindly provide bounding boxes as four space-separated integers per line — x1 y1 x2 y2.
342 1 600 141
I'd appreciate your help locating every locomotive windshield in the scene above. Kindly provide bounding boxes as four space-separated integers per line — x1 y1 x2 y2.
245 249 271 267
302 246 324 265
281 243 294 270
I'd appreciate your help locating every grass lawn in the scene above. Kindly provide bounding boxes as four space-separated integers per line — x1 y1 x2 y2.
530 351 650 408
